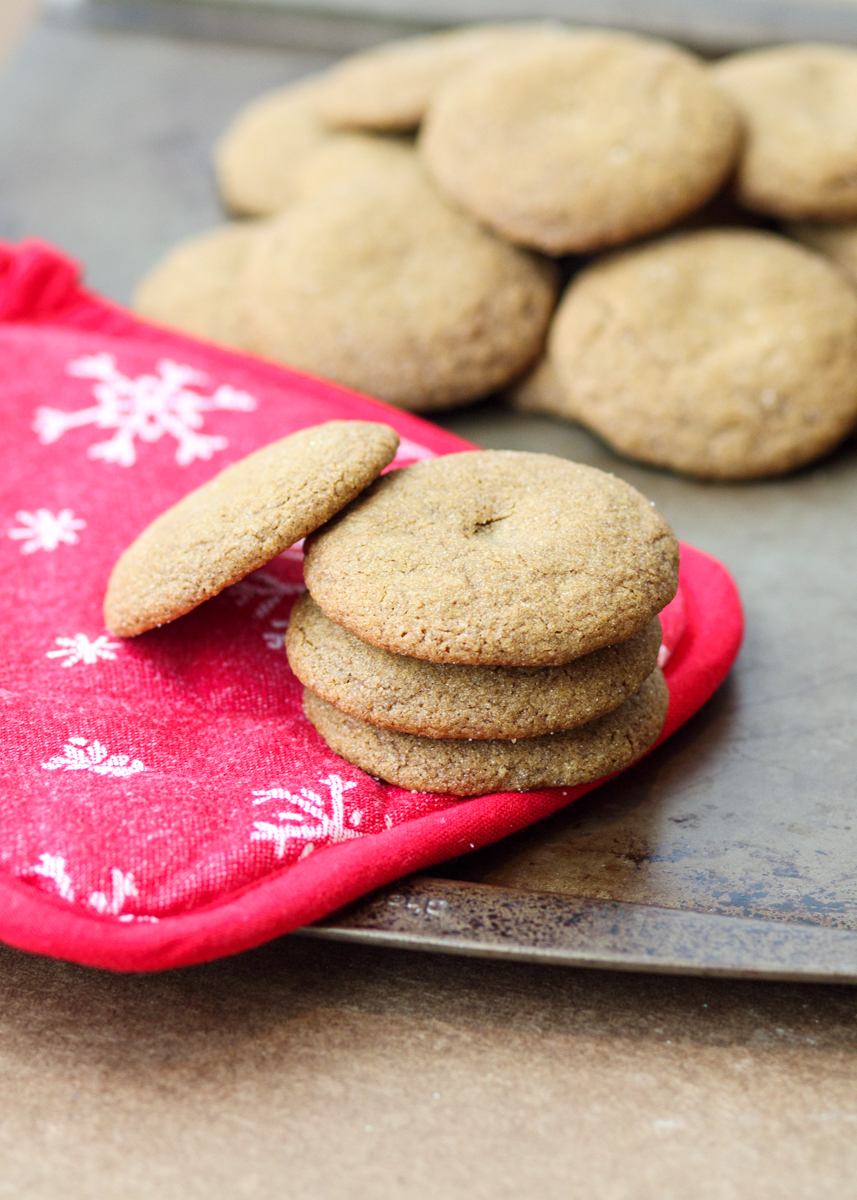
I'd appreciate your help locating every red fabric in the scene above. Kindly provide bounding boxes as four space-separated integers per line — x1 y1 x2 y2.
0 240 744 972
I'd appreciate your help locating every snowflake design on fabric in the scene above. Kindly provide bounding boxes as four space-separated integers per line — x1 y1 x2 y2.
46 633 119 668
251 774 363 860
32 354 257 467
89 868 138 916
41 736 146 778
228 572 305 620
28 853 75 902
8 508 86 554
262 620 289 651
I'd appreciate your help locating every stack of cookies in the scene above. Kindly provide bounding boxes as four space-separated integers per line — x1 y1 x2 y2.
287 449 679 795
103 426 679 797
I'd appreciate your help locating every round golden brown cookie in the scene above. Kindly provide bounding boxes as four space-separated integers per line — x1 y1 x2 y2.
133 224 259 348
713 44 857 220
104 421 399 637
303 668 668 795
214 79 347 217
314 22 565 133
549 228 857 480
291 132 417 200
239 163 558 411
287 593 662 738
419 31 740 254
788 219 857 286
303 450 678 666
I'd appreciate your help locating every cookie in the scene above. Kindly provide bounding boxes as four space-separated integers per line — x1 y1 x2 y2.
420 31 740 254
549 228 857 480
303 668 668 794
287 592 662 739
215 79 346 217
506 355 572 419
104 421 399 637
788 219 857 286
713 44 857 220
314 22 564 133
291 133 417 200
239 164 558 411
303 450 678 666
133 223 259 348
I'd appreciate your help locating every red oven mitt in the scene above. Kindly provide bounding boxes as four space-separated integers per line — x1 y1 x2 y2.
0 239 743 971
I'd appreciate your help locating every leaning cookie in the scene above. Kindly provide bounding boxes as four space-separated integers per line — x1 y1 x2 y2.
714 44 857 220
303 669 669 795
314 22 564 133
215 78 345 216
133 223 260 348
550 228 857 480
303 451 678 666
420 31 740 254
287 593 662 739
239 163 558 411
104 421 399 637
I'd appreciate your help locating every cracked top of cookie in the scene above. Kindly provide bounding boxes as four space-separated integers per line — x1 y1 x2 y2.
303 449 679 666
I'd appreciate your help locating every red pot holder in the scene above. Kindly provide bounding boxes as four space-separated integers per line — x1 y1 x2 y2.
0 239 744 972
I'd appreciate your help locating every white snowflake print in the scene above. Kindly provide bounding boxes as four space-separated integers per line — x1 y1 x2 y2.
251 774 363 859
41 736 147 778
33 353 257 467
46 633 119 668
8 508 86 554
89 868 138 916
228 571 305 620
27 853 75 902
263 619 289 651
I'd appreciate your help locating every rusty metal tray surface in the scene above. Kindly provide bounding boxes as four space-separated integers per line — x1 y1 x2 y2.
2 10 856 981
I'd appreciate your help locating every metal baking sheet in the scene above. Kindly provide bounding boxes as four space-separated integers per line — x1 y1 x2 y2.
2 11 856 981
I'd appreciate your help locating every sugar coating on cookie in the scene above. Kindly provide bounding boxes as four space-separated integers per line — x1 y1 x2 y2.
104 421 400 637
303 669 668 794
239 163 558 411
287 593 662 739
215 79 348 216
420 31 740 254
714 44 857 220
788 219 857 286
550 228 857 480
303 450 678 666
314 22 565 133
133 224 259 348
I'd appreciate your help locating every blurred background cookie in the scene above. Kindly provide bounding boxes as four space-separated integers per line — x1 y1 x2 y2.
313 21 564 133
133 222 260 347
788 218 857 285
215 78 345 216
714 44 857 219
549 228 857 479
420 31 741 254
238 162 558 411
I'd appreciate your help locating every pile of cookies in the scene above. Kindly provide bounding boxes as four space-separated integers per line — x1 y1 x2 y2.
290 448 678 794
134 25 857 480
104 423 679 796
